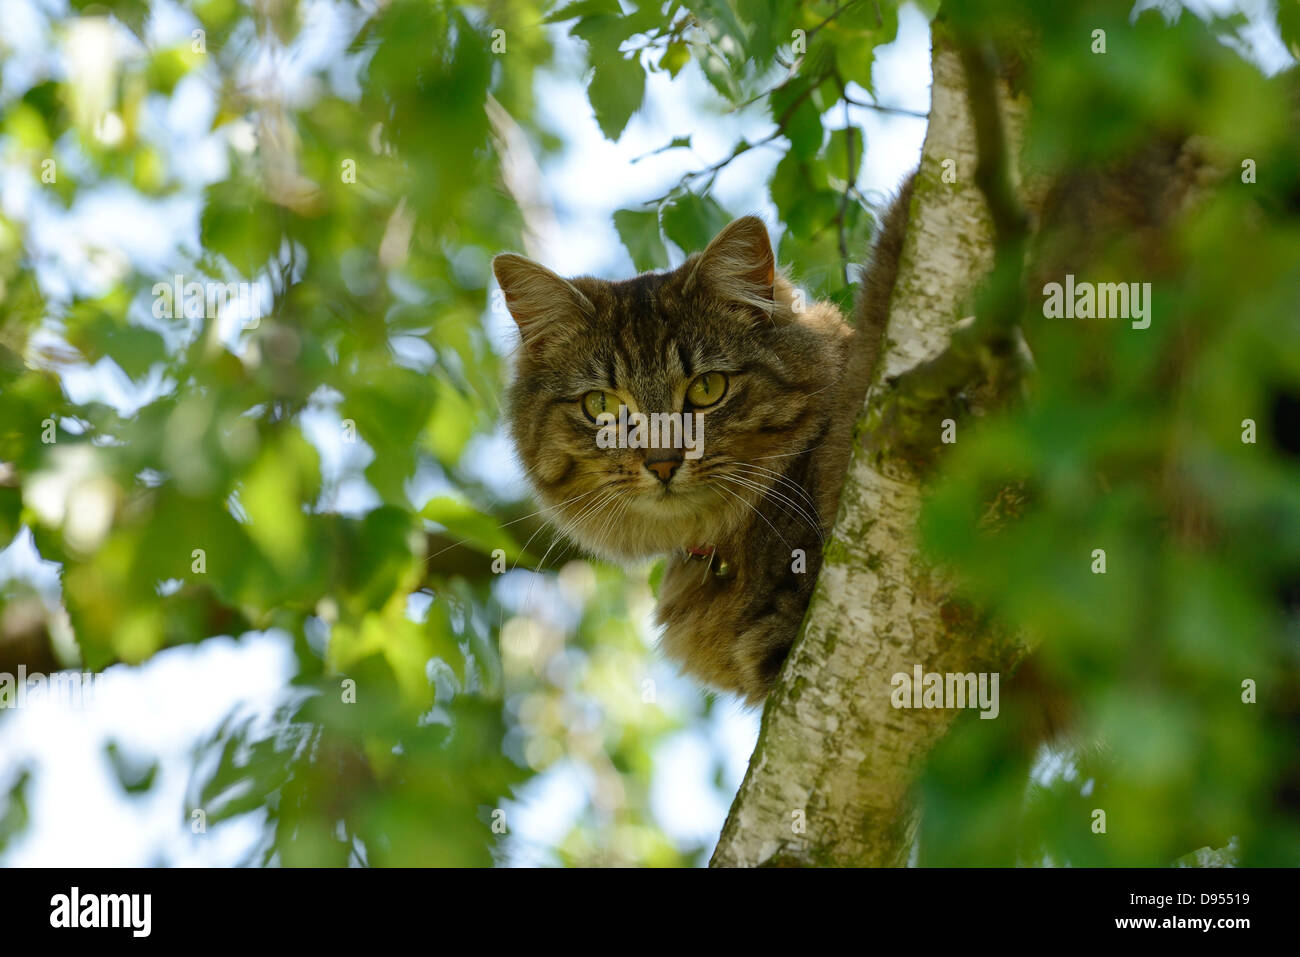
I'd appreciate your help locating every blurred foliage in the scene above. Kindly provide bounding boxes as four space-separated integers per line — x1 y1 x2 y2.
917 0 1300 865
1 0 1296 868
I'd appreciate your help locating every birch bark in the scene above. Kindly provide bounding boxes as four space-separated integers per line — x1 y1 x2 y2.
712 27 1030 868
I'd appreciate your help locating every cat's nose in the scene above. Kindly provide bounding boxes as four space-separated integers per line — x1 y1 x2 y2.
644 450 683 484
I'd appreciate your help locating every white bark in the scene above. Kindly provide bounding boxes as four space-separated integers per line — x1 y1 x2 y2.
712 29 1029 868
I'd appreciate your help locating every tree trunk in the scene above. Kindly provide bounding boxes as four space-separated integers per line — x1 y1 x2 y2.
712 25 1030 868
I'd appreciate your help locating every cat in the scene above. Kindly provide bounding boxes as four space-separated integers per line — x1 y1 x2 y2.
494 177 914 704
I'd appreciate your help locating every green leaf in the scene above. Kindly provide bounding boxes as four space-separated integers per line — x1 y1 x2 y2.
588 51 646 140
613 208 669 271
425 376 479 465
80 321 168 381
420 496 534 566
696 0 750 55
0 485 21 548
200 179 281 276
735 0 796 67
544 0 623 23
660 41 690 77
777 222 848 299
337 506 421 616
770 152 838 240
145 46 202 96
241 429 322 577
771 150 826 214
327 590 437 713
826 126 865 184
772 83 825 159
1279 0 1300 58
661 192 732 254
0 771 31 855
69 0 150 39
104 741 159 795
694 41 741 103
648 558 666 599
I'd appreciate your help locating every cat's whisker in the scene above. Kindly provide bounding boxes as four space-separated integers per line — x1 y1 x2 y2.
508 485 606 574
696 458 824 536
711 480 791 550
423 484 606 569
728 461 823 515
716 474 823 543
733 462 821 522
751 441 827 461
545 486 620 554
799 381 838 398
601 493 638 560
583 491 642 578
586 487 629 560
519 488 620 615
731 487 823 543
522 486 617 571
692 457 809 504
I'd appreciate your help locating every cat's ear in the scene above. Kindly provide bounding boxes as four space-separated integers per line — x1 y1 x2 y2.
685 215 775 315
492 253 594 349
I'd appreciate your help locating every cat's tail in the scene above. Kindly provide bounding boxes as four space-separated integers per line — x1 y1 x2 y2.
850 171 917 383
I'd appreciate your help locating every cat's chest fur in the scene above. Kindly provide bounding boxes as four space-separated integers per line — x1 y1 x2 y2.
653 403 860 704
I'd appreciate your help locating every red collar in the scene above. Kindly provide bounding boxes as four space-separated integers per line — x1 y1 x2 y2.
685 544 716 558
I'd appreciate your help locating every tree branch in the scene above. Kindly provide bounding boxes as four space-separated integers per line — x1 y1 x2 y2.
711 24 1032 868
863 34 1034 472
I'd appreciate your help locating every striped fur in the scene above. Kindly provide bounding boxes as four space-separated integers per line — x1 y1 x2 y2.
495 183 914 703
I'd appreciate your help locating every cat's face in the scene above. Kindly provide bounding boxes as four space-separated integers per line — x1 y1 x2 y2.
495 217 845 562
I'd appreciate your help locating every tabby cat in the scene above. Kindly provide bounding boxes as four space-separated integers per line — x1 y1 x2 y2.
494 177 914 704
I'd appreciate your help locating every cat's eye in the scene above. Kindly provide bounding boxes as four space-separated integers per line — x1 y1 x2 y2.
581 390 617 421
686 371 728 408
